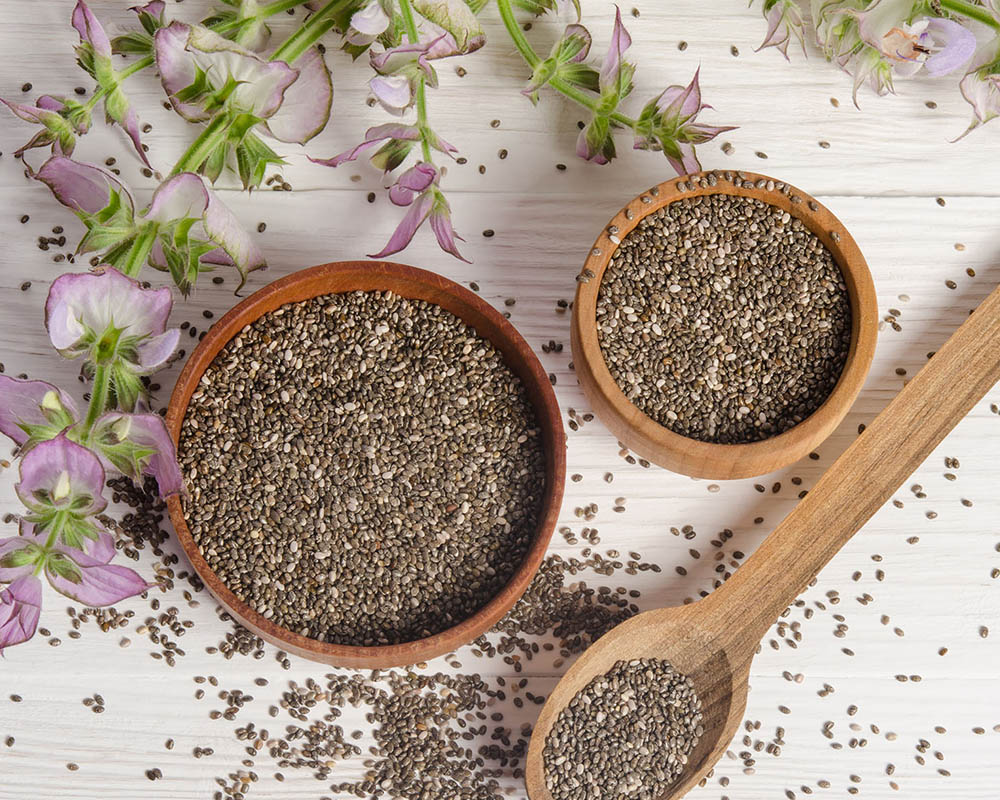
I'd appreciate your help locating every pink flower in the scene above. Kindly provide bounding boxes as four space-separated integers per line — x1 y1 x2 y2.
0 576 42 654
0 376 79 450
633 69 737 175
0 95 90 159
72 1 150 166
91 412 183 497
370 163 468 262
309 123 457 170
16 433 107 521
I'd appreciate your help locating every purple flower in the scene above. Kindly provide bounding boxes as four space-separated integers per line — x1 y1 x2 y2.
371 166 468 262
850 0 976 79
155 22 296 122
310 123 457 170
634 69 737 175
0 376 79 451
756 0 806 60
0 576 42 654
143 172 267 290
599 6 634 101
72 1 150 166
0 95 90 159
91 412 183 497
15 433 108 521
46 268 179 376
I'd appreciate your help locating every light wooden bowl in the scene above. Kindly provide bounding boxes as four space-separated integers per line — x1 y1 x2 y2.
571 170 878 480
165 261 566 668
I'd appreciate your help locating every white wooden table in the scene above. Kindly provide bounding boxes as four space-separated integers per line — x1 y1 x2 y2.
1 2 999 798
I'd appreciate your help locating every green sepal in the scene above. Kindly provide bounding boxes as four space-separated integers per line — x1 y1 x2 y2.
0 542 43 570
557 62 599 92
45 551 83 584
370 139 415 172
112 31 155 56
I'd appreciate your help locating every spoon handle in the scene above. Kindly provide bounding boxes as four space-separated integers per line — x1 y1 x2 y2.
705 283 1000 654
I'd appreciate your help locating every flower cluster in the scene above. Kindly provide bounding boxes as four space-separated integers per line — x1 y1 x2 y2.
752 0 999 136
0 269 185 652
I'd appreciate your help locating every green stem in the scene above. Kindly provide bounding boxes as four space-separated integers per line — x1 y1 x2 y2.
120 224 158 279
82 364 112 436
212 0 314 35
83 54 155 114
939 0 1000 29
398 0 433 161
34 515 66 575
270 0 351 64
170 112 232 175
497 0 637 128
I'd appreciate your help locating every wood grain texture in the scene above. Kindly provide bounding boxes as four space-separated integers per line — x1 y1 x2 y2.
165 261 566 668
527 282 1000 800
1 1 999 799
571 170 878 479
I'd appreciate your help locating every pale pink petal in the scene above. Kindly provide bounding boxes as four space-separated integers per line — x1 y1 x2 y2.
264 46 333 144
72 0 112 59
0 376 79 447
599 6 632 91
0 576 42 653
370 74 413 114
309 123 421 167
15 433 107 516
136 329 181 373
429 203 469 262
45 553 150 606
923 18 977 77
369 191 435 258
388 162 437 206
349 3 390 36
92 412 183 497
34 156 134 216
0 537 43 583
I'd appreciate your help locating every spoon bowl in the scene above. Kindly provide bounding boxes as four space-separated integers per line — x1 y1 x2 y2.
527 281 1000 800
525 604 748 800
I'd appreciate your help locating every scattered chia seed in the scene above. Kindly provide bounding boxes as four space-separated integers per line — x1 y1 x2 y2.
597 194 851 444
543 658 703 800
179 291 546 646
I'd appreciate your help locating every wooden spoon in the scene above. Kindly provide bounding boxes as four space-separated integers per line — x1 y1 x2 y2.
526 283 1000 800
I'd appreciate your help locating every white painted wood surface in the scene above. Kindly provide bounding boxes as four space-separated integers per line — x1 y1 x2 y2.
1 2 999 798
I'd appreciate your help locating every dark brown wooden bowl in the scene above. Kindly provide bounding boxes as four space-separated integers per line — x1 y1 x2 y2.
571 170 878 480
165 261 566 668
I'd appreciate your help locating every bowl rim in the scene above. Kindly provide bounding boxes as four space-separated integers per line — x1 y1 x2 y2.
571 170 878 480
165 260 566 668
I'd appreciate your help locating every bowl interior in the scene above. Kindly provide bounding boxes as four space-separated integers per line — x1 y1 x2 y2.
165 261 566 668
571 171 878 479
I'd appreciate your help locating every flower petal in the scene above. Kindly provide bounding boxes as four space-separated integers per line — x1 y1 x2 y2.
0 536 42 583
19 518 114 564
410 0 484 55
349 3 391 36
45 553 150 606
309 123 422 168
92 412 183 497
0 576 42 653
429 200 469 263
136 329 181 373
144 172 210 223
923 18 977 77
72 0 112 60
0 376 79 448
33 155 134 216
370 74 413 114
600 6 633 92
264 46 333 144
45 268 173 354
15 433 107 516
369 191 435 259
202 184 267 281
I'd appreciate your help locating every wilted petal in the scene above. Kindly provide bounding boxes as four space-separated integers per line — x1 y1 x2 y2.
369 191 435 259
0 576 42 652
264 46 332 144
309 123 422 167
388 162 438 206
16 433 107 517
45 546 150 606
599 6 632 92
922 18 976 77
92 412 183 497
0 376 79 448
45 268 172 356
370 74 413 114
33 156 134 216
72 0 113 59
429 197 469 262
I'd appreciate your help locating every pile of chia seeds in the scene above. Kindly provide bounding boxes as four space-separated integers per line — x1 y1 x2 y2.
597 194 852 444
178 290 547 646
